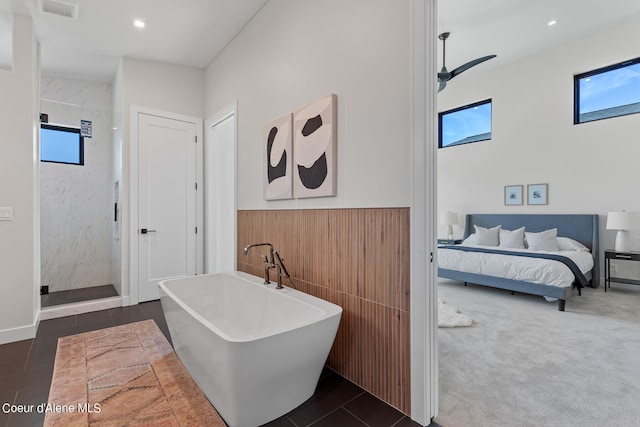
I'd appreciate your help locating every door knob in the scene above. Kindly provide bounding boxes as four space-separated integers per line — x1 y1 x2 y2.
140 228 157 234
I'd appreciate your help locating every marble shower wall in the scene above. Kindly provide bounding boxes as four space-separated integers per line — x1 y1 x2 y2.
40 77 114 293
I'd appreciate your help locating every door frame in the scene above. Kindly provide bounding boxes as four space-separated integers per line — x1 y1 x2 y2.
129 105 203 305
204 101 238 274
410 0 438 424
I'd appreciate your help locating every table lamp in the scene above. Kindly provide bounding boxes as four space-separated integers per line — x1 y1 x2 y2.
606 211 639 252
440 211 458 240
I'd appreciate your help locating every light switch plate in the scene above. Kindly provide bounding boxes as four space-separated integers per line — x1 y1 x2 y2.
0 207 13 221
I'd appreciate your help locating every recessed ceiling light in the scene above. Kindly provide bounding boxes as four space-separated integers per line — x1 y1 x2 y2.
133 19 146 29
548 20 557 26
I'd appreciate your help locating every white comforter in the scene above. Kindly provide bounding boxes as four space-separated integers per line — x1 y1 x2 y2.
438 245 594 288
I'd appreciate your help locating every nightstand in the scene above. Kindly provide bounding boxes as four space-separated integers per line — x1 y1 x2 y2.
604 250 640 292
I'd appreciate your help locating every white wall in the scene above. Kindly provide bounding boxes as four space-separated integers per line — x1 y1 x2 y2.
121 58 205 119
437 17 640 261
119 58 205 301
0 14 40 343
205 0 411 210
40 77 113 292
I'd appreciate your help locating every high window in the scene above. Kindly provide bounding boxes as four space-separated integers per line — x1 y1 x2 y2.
574 57 640 124
40 124 84 165
439 99 492 148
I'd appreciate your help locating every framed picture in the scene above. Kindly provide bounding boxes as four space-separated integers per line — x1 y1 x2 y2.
527 183 548 205
504 185 523 206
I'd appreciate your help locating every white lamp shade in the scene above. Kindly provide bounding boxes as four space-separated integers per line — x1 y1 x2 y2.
606 211 640 230
440 212 459 226
607 211 640 252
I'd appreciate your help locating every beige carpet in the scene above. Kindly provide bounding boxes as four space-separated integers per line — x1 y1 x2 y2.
436 279 640 427
44 320 226 426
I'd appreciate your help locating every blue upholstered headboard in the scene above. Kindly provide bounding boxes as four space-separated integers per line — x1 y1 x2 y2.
463 214 600 284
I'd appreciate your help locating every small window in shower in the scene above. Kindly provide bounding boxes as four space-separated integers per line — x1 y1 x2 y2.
40 124 84 165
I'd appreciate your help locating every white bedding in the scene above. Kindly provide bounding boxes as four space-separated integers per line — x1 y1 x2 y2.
438 245 594 289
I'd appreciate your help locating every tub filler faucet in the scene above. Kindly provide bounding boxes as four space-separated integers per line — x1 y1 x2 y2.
243 243 291 289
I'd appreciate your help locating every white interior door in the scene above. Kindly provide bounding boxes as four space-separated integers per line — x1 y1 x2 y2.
205 103 237 274
138 113 198 302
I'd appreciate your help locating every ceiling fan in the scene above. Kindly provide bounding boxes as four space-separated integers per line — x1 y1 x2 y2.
438 32 496 92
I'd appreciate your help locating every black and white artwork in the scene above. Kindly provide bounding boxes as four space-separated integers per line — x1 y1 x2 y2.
263 113 292 200
293 94 337 198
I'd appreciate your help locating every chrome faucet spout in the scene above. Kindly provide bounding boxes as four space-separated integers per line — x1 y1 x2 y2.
243 243 276 284
243 243 274 264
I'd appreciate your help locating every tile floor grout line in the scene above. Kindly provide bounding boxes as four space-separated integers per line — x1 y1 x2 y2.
342 391 409 427
107 309 116 326
305 406 344 427
285 414 298 426
304 390 367 427
341 406 372 426
389 415 410 427
342 390 366 407
21 338 36 372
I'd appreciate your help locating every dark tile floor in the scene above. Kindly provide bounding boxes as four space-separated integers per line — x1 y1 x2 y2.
263 368 424 427
40 284 119 308
0 300 434 427
0 301 170 427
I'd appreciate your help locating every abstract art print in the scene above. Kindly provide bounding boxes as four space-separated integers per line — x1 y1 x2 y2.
504 185 523 206
293 94 337 198
263 113 293 200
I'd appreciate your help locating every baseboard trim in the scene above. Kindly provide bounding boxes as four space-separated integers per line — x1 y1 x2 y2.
39 296 122 320
121 295 131 306
0 322 37 345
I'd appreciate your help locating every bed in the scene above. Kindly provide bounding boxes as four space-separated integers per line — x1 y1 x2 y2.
438 214 600 311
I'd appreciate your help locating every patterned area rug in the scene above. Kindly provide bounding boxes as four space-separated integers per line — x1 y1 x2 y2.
438 299 472 328
44 320 226 426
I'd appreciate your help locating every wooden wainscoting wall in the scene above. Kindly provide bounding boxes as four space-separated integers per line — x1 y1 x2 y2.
237 208 411 414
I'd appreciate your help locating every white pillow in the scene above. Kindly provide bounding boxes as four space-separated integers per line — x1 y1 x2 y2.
474 225 501 246
525 228 559 251
557 237 589 252
462 234 477 245
499 227 525 249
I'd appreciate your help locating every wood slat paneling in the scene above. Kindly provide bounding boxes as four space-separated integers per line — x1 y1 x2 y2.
237 208 410 414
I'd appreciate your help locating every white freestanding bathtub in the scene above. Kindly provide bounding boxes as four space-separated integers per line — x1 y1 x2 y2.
158 271 342 427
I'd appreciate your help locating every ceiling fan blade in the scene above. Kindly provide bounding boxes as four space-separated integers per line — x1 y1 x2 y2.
450 54 496 79
438 81 447 92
